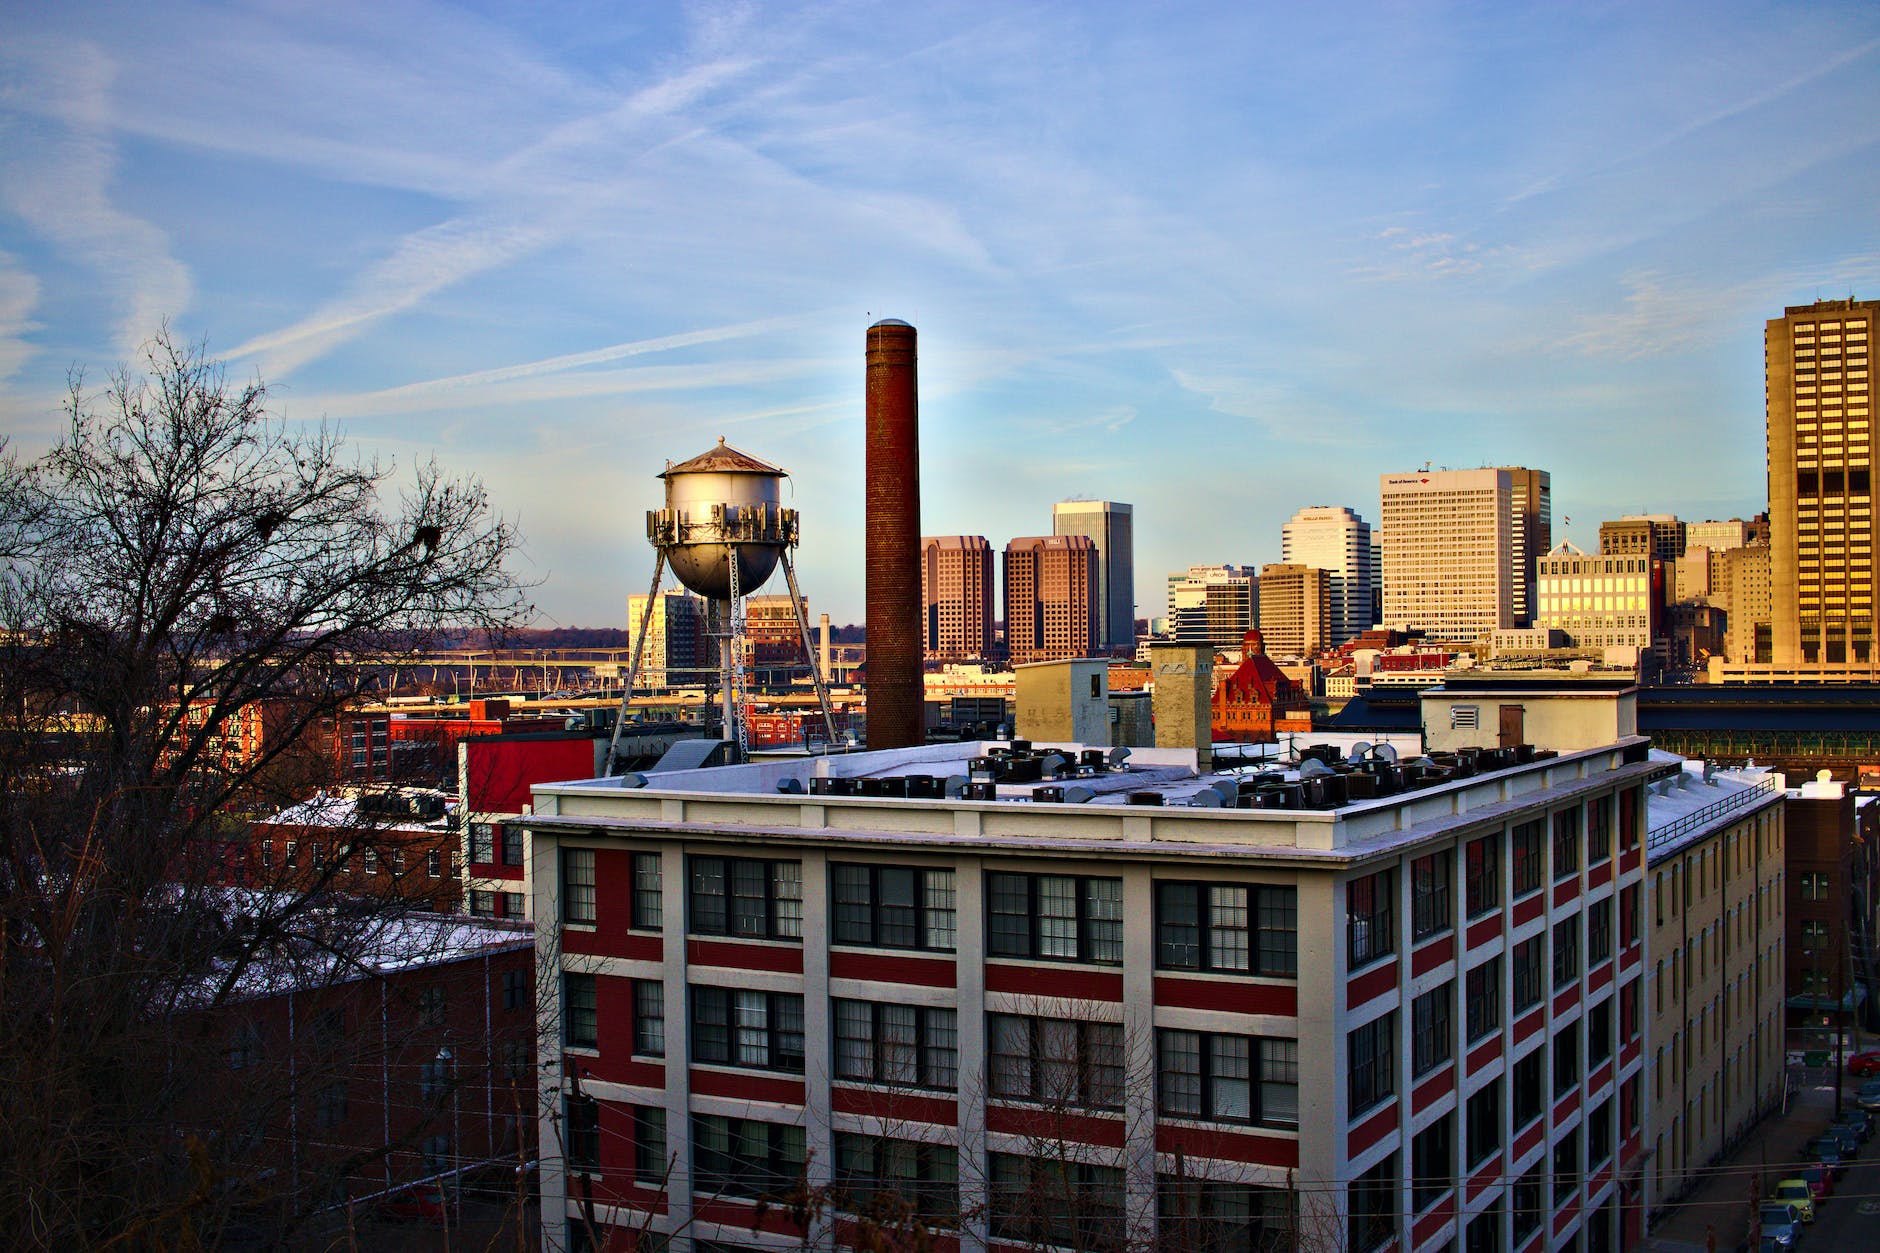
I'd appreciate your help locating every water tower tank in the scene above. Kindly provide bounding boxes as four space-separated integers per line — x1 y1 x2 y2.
647 438 798 599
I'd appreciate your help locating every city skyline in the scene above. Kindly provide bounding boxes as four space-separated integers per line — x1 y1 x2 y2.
1 3 1877 625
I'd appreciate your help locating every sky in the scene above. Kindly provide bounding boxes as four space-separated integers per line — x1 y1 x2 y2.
2 1 1877 626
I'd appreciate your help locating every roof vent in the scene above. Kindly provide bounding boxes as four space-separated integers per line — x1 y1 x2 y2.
1128 791 1165 807
776 778 804 795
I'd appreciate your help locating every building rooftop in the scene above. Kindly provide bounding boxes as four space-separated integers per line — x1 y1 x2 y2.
1642 751 1784 864
529 731 1657 862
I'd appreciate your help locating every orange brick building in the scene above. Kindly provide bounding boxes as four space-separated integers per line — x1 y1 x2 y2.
1211 630 1313 743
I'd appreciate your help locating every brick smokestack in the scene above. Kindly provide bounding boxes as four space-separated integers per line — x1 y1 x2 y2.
865 318 923 749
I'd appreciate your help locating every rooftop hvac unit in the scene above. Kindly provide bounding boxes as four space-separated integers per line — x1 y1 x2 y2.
1081 749 1111 772
1033 785 1064 803
966 781 998 801
904 775 944 800
1128 791 1165 806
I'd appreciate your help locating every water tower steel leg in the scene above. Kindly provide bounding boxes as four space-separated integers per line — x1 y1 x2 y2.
603 551 667 777
780 550 840 748
727 550 749 760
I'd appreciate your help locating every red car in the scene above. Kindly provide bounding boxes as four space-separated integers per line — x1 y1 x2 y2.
376 1184 446 1224
1848 1050 1880 1077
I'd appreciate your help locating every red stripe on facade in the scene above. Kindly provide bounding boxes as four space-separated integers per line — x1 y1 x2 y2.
1587 860 1613 890
1552 985 1579 1019
689 1068 806 1105
1621 1039 1641 1069
1621 940 1643 970
1553 1089 1581 1123
985 963 1123 1002
1587 961 1612 995
830 950 958 988
584 1057 665 1089
694 1196 812 1239
1468 1155 1503 1200
1621 847 1642 874
1552 1196 1580 1238
1467 1033 1503 1074
1553 878 1579 909
831 1085 958 1127
1466 913 1503 950
1588 1060 1613 1095
1513 894 1545 927
1412 1066 1455 1114
986 1104 1126 1148
1513 1007 1545 1044
1347 1102 1399 1158
1411 933 1455 978
1345 960 1399 1011
1411 1195 1456 1249
1155 1123 1299 1169
1153 976 1297 1017
687 938 804 974
1512 1116 1545 1161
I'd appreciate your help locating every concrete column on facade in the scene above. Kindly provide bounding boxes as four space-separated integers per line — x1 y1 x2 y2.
659 843 693 1242
533 828 570 1253
799 850 834 1237
1120 864 1159 1248
954 857 990 1253
1392 853 1415 1253
1293 874 1343 1233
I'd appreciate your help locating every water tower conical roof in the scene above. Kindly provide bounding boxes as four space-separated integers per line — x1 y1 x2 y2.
660 436 787 478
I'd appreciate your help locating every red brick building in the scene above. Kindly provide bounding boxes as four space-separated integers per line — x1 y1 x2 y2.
1212 630 1314 743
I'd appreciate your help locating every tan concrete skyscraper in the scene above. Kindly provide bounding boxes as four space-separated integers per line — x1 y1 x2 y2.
920 535 995 660
1004 535 1098 663
1768 299 1878 666
1256 563 1330 657
1380 467 1549 641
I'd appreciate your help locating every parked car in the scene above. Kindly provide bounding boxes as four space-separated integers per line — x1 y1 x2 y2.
376 1184 445 1224
1773 1179 1817 1223
1800 1162 1833 1199
1804 1140 1848 1178
1759 1202 1802 1247
1833 1108 1873 1141
1847 1048 1880 1077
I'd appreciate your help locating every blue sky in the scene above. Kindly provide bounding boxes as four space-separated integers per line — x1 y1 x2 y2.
2 1 1877 625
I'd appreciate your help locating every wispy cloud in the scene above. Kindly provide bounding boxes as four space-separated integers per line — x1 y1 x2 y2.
0 250 42 384
0 37 191 352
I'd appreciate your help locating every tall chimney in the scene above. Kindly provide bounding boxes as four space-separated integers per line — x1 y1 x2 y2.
819 612 832 684
865 318 923 749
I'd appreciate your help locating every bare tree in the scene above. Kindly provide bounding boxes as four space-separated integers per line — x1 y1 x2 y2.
0 332 532 1250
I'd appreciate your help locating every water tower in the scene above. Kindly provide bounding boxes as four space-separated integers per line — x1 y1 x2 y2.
603 438 839 772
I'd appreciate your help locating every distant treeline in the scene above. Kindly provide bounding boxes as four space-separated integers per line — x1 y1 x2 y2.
431 623 869 649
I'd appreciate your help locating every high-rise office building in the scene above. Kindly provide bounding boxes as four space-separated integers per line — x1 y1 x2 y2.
1535 543 1660 653
1685 518 1751 553
1380 467 1549 641
1256 564 1330 657
1004 535 1099 663
920 535 995 661
1052 500 1135 650
1504 466 1552 627
1280 505 1376 645
625 589 706 687
1767 298 1877 666
1598 515 1685 564
1165 564 1257 648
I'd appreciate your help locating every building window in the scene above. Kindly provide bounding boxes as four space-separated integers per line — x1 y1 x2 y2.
565 1095 599 1172
470 889 495 916
689 856 803 941
1512 1049 1544 1129
1156 881 1296 976
1467 1077 1501 1167
1348 1151 1398 1253
470 823 495 864
1587 898 1613 967
228 1022 262 1071
831 863 957 951
693 1114 807 1200
503 890 525 916
1412 983 1454 1077
426 849 442 878
1512 936 1543 1013
990 1154 1124 1253
1411 1111 1454 1213
1588 797 1612 864
562 848 596 925
1157 1178 1291 1253
1553 808 1581 880
1411 853 1452 941
1465 834 1501 918
1347 870 1395 968
1347 1012 1396 1116
1801 872 1830 900
1554 1125 1580 1205
1466 957 1502 1043
1553 917 1580 990
1512 819 1544 897
1554 1022 1580 1097
1619 786 1639 851
989 1013 1123 1108
1466 1201 1502 1253
987 873 1122 964
691 987 804 1073
500 825 524 866
633 979 665 1057
633 1105 667 1185
632 851 663 930
563 973 597 1048
834 1133 959 1221
1588 1097 1613 1170
1587 997 1613 1071
833 1000 958 1090
1802 919 1829 956
315 1081 348 1129
503 968 527 1012
1157 1030 1298 1127
418 985 446 1028
1511 1161 1543 1243
285 840 299 869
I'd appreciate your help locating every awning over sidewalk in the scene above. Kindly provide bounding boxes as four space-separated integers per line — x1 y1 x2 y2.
1785 983 1869 1012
